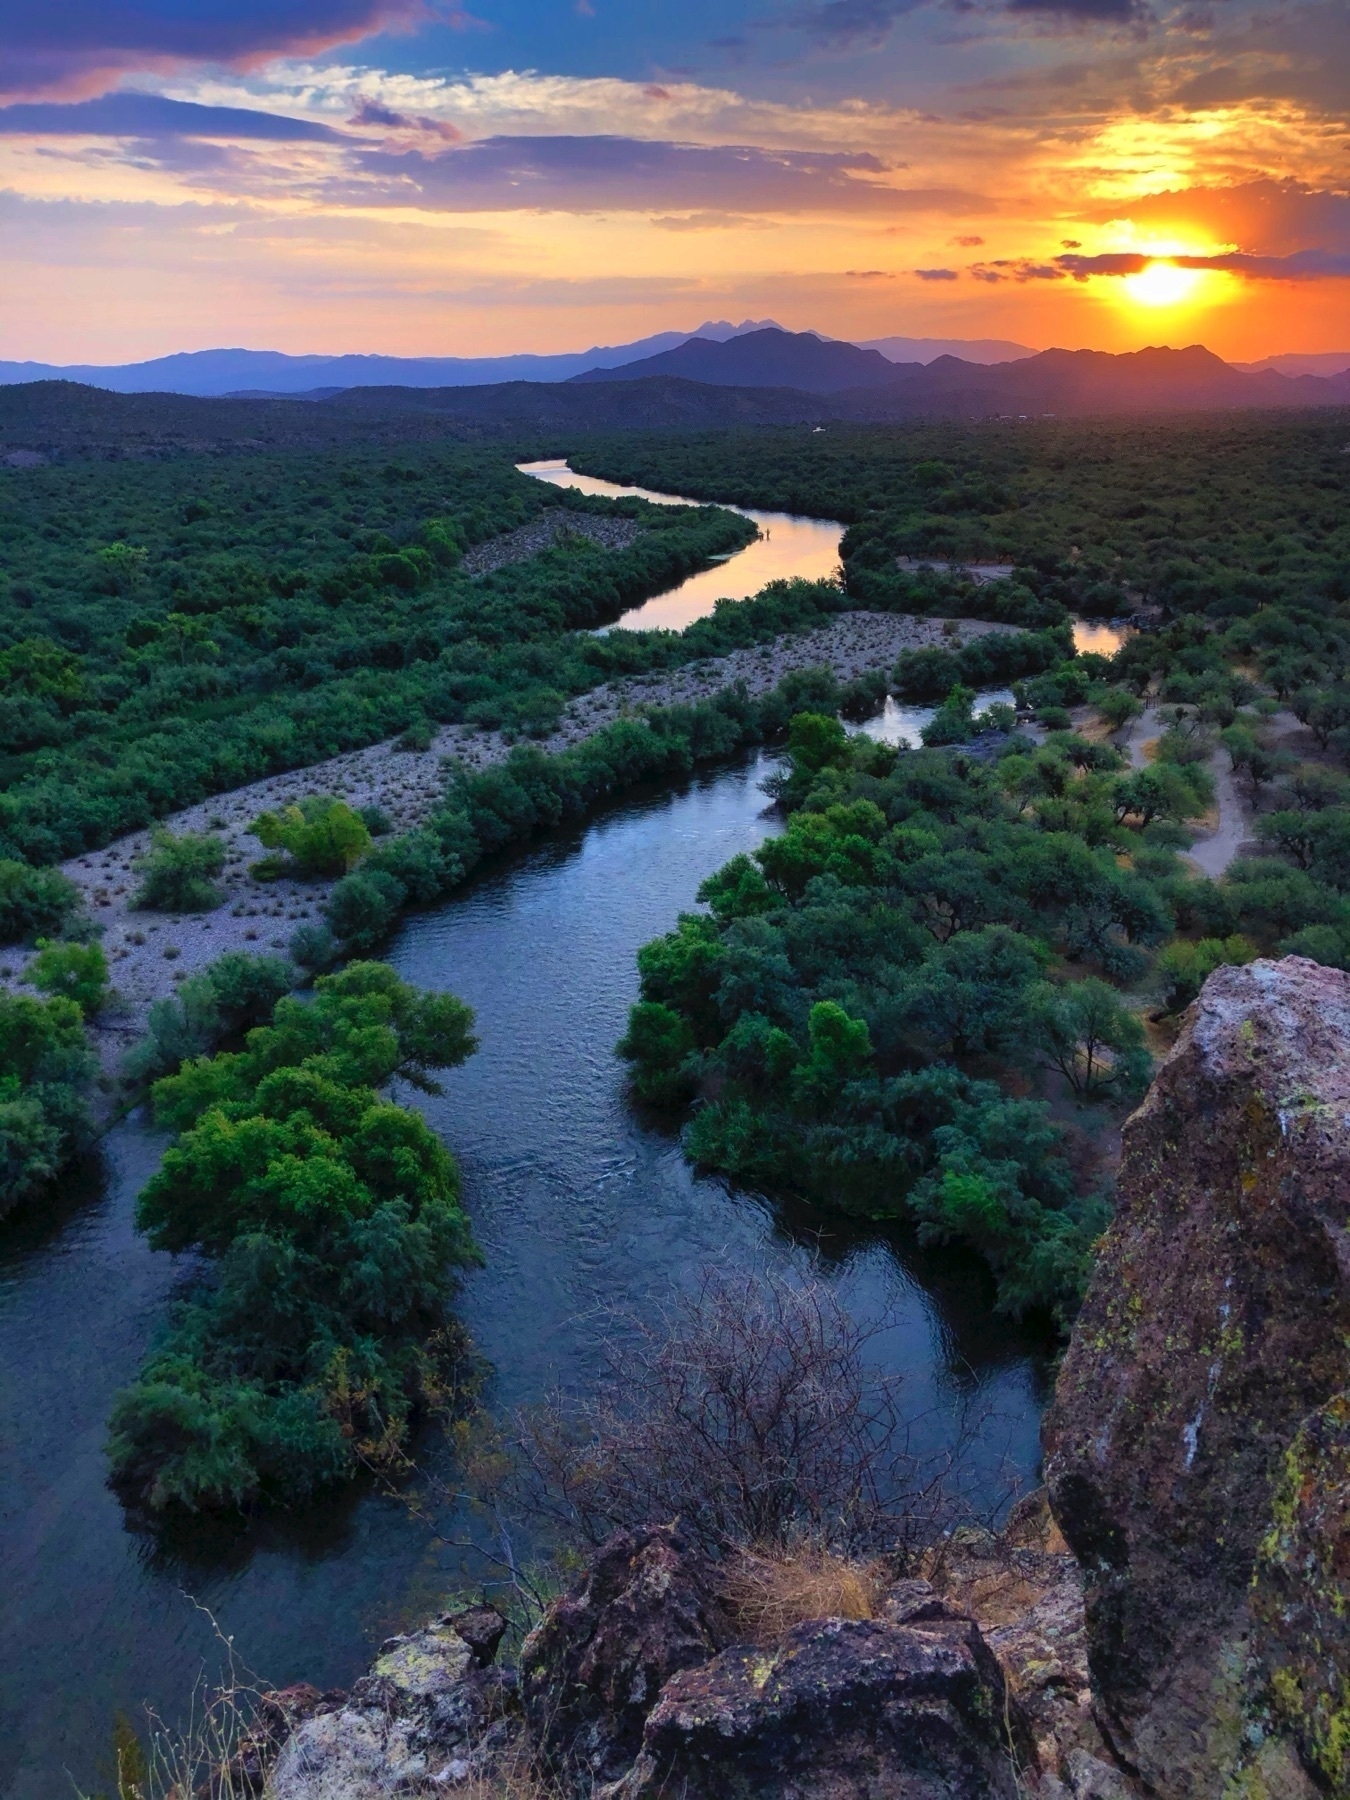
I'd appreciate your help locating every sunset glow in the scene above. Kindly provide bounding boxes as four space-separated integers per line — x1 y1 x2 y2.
0 3 1346 362
1121 263 1208 308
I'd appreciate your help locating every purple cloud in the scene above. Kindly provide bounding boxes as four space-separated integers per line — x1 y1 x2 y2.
914 266 959 279
1 0 429 101
0 91 345 140
352 135 984 215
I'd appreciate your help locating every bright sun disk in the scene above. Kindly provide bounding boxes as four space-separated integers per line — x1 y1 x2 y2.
1121 261 1205 307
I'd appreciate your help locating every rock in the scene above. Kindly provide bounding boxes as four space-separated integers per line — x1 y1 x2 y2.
1043 957 1350 1797
265 1618 518 1800
447 1604 508 1667
607 1603 1033 1799
520 1523 731 1789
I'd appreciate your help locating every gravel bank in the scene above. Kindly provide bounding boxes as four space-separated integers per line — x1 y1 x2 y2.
2 610 1013 1061
460 510 644 574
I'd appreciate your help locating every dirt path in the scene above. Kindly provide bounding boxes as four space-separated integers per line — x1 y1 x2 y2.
2 610 1014 1057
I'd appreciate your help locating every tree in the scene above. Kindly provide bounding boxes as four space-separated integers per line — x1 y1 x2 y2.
1028 978 1151 1100
616 1001 697 1106
131 828 226 912
30 938 110 1014
0 859 81 945
251 796 373 878
1096 687 1143 730
108 963 479 1514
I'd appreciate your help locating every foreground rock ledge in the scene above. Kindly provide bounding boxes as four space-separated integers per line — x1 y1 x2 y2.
1044 956 1350 1798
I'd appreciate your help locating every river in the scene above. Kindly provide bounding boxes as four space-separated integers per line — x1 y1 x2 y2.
0 472 1088 1798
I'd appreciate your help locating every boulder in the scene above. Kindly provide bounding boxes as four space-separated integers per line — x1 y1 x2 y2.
607 1601 1032 1799
1043 957 1350 1796
520 1523 731 1789
266 1613 516 1799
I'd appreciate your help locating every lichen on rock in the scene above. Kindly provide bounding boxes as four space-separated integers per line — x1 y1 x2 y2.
1043 956 1350 1798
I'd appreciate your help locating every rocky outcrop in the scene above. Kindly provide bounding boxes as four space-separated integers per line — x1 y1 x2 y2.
609 1600 1032 1800
1043 957 1350 1797
520 1524 732 1789
264 1608 515 1798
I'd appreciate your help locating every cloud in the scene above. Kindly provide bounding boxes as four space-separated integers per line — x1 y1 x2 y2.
1102 182 1350 261
914 266 959 279
785 0 923 47
0 92 345 141
1061 249 1350 280
650 211 771 230
349 97 462 141
1005 0 1139 19
1 1 435 101
351 135 985 215
973 247 1350 282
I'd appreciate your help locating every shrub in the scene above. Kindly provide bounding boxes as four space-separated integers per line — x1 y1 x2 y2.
132 828 226 912
122 951 294 1085
249 796 373 878
326 868 406 950
0 859 81 945
288 921 339 971
1155 935 1258 1011
30 938 111 1015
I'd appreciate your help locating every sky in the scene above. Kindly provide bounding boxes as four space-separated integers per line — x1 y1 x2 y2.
0 0 1347 362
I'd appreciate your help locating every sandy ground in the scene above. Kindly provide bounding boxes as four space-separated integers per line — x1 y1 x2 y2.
2 610 1013 1065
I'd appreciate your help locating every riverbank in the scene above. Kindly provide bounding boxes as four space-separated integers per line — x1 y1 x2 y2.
2 610 1014 1056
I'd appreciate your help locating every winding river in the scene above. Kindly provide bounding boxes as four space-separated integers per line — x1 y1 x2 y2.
0 472 1103 1798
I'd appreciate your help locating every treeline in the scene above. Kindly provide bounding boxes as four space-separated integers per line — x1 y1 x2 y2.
572 413 1349 626
0 443 755 864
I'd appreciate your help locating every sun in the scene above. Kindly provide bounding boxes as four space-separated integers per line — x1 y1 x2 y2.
1120 260 1205 308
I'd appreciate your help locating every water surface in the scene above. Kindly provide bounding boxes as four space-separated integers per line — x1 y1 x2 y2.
518 459 845 632
0 754 1049 1800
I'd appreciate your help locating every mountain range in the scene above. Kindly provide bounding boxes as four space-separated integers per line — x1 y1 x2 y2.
570 331 1350 412
0 324 1037 398
3 334 1348 462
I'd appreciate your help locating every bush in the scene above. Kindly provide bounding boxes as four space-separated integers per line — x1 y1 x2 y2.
122 951 294 1085
249 796 372 878
288 921 339 971
1155 935 1258 1011
131 828 226 912
0 858 81 945
326 868 406 951
29 938 111 1014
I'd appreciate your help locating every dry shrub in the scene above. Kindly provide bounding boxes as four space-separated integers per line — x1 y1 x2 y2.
515 1268 956 1558
720 1543 890 1645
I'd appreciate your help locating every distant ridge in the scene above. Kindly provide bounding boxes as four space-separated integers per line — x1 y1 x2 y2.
859 335 1035 364
571 328 899 393
0 320 783 397
2 345 1347 463
0 323 1036 398
1235 352 1350 379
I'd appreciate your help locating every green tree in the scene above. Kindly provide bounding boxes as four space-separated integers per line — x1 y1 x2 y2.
108 963 479 1514
251 795 373 878
30 938 111 1014
131 827 226 912
1028 978 1151 1100
0 859 81 945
